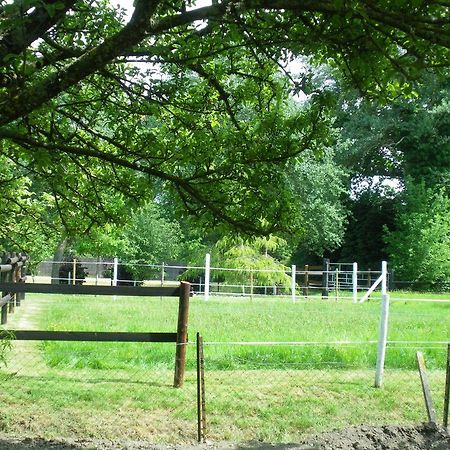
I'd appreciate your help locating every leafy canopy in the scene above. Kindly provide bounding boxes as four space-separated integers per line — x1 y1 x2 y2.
0 0 449 243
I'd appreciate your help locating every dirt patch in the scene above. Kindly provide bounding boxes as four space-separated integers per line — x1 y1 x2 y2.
295 423 450 449
0 423 448 450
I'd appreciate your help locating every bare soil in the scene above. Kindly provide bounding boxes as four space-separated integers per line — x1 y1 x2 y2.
0 423 448 450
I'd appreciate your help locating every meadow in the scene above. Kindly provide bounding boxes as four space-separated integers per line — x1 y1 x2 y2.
32 291 449 370
0 291 448 443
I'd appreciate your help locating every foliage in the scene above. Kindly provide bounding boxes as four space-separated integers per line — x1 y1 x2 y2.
0 0 448 239
0 330 13 368
0 155 58 263
384 182 450 290
337 75 450 190
330 75 449 268
289 146 348 258
184 235 292 292
115 202 185 280
329 189 396 268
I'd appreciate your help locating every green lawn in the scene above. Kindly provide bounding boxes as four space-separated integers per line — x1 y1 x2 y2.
0 292 447 443
28 292 450 370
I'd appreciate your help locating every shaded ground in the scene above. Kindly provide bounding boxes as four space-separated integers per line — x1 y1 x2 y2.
0 424 448 450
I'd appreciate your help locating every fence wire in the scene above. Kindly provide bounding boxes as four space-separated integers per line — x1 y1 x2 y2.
200 342 448 443
0 289 448 444
0 341 198 443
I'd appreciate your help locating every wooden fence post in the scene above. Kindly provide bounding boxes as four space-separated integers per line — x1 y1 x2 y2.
1 253 8 324
174 281 191 388
444 344 450 428
7 253 15 314
19 255 27 304
197 332 206 442
303 265 309 298
322 258 330 299
14 255 22 307
416 351 437 424
291 265 296 303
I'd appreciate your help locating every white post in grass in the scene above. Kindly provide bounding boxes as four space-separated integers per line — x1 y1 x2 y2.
352 262 358 303
375 260 389 388
113 257 118 301
204 253 211 301
291 264 296 303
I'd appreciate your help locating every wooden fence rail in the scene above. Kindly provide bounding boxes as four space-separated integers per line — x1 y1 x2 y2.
0 278 191 388
0 252 27 324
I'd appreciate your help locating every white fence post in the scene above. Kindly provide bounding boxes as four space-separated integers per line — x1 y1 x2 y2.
375 260 389 388
112 257 118 301
291 264 296 303
204 253 210 301
112 257 118 287
352 262 358 303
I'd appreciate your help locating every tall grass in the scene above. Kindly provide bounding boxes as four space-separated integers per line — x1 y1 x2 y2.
28 293 449 370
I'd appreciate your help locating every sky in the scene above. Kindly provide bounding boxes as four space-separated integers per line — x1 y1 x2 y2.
117 0 212 20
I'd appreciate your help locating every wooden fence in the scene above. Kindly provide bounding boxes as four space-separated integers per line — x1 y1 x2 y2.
0 279 191 388
0 252 27 324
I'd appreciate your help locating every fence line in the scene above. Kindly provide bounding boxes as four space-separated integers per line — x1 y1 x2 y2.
32 258 449 305
0 252 28 324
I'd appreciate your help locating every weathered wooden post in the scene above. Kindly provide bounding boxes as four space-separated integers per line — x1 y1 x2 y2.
196 332 206 442
0 252 8 324
416 351 437 424
291 265 296 303
303 264 309 298
7 253 16 314
322 258 330 299
444 344 450 428
14 255 21 307
174 281 191 388
335 268 339 301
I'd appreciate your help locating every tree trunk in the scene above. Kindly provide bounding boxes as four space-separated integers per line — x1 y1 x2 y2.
51 237 69 284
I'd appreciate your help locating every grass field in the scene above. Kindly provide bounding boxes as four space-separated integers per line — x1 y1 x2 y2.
32 292 449 370
0 291 448 443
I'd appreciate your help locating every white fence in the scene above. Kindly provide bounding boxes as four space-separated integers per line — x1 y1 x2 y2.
32 257 385 303
28 257 449 389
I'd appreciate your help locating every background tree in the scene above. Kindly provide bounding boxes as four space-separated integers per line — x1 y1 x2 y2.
184 235 291 294
330 74 449 272
0 0 449 250
385 183 450 290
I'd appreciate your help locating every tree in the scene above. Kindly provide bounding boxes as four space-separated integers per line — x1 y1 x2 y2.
289 145 348 260
0 154 57 262
384 182 450 290
330 74 449 267
184 235 292 294
0 0 449 243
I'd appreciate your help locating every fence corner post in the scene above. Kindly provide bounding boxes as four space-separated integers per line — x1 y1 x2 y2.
174 281 191 388
375 261 389 388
